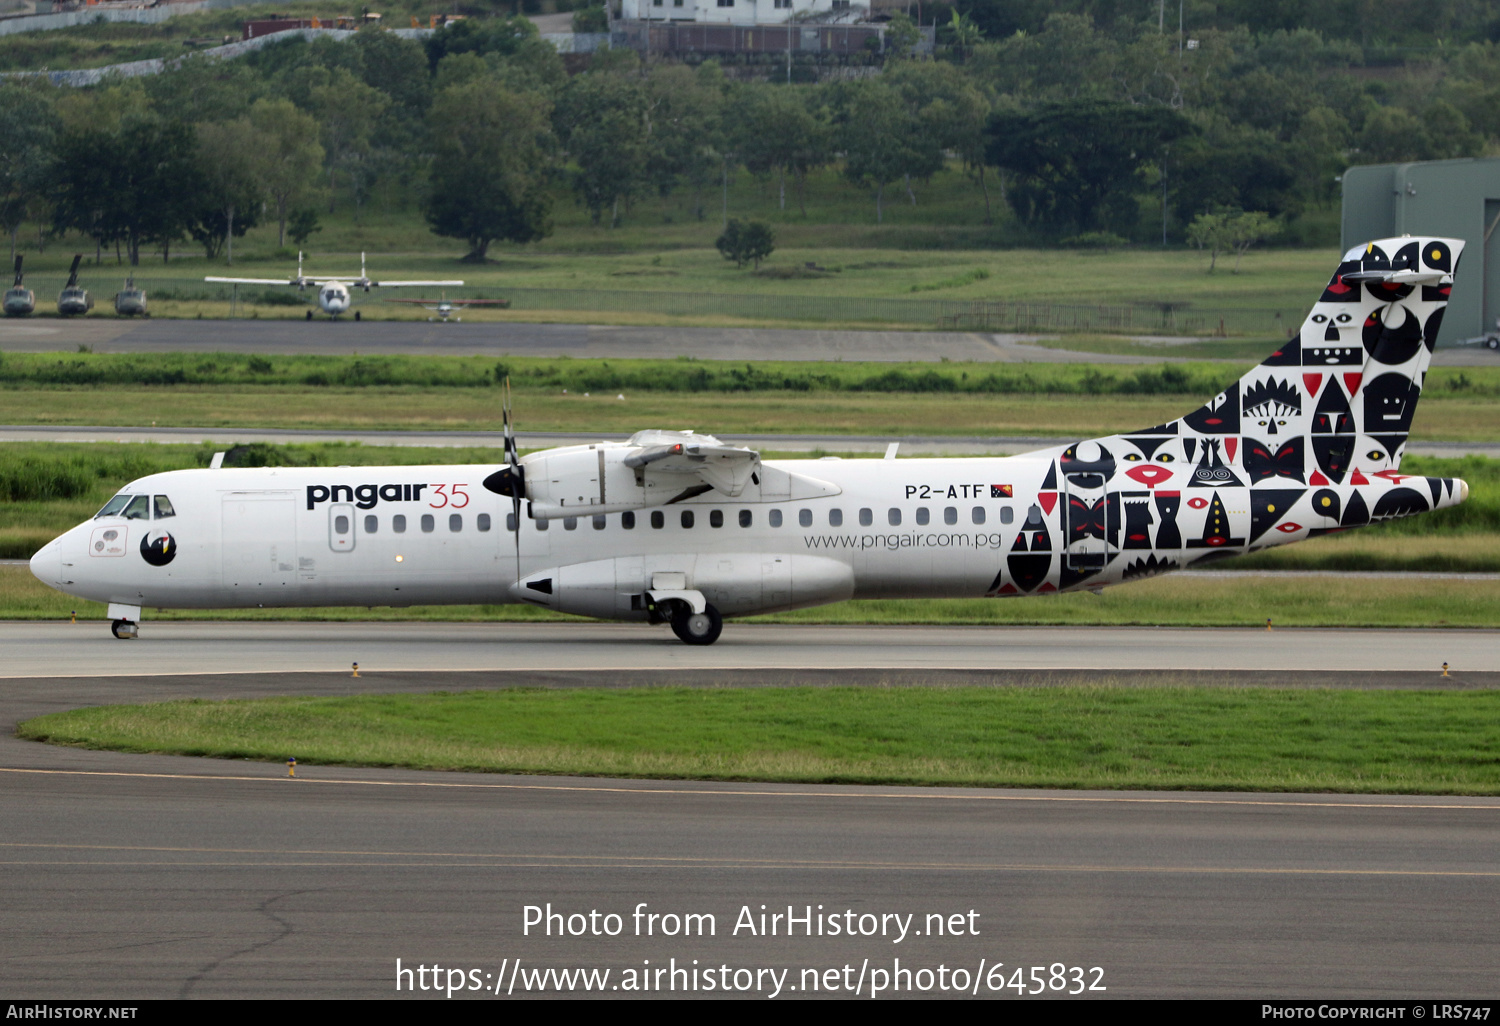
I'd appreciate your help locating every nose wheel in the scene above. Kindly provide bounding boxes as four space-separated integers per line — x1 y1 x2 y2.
670 603 722 646
111 619 138 640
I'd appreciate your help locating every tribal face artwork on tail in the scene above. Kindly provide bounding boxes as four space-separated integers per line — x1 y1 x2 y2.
984 236 1470 596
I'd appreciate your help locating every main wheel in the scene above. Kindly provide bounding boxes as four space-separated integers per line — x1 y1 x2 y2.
305 310 313 321
670 603 723 646
354 310 361 321
110 619 137 640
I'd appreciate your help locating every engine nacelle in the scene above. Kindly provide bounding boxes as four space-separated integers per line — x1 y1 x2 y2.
509 552 854 618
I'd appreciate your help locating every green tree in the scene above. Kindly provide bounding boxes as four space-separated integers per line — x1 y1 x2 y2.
986 99 1191 236
0 85 54 260
424 81 556 261
287 208 321 248
716 219 775 269
554 72 649 228
1187 210 1278 274
49 115 203 266
836 80 933 224
248 99 325 249
735 84 829 215
195 118 267 264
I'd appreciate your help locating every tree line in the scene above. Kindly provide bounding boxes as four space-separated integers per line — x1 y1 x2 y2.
1 7 1498 264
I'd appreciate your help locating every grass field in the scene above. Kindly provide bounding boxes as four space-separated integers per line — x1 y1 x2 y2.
5 563 1497 627
8 199 1337 322
19 685 1500 793
1 385 1496 443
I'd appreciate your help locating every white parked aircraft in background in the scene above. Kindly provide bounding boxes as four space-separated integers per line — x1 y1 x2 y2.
36 237 1470 643
385 292 511 322
206 252 462 321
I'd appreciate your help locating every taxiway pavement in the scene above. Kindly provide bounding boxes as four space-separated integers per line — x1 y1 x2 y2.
1 658 1498 998
0 621 1490 681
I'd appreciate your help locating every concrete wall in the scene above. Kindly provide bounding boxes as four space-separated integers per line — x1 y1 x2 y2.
0 25 432 85
0 0 285 38
1342 157 1500 344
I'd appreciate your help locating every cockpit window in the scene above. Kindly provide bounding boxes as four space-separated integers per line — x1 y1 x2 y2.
95 494 131 518
153 495 176 519
121 495 151 520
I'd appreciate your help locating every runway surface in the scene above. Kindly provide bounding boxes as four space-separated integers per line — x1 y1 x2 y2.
4 316 1498 366
3 650 1500 998
1 621 1493 680
6 424 1498 460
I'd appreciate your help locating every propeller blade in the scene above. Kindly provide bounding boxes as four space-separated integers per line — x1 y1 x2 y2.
503 377 522 583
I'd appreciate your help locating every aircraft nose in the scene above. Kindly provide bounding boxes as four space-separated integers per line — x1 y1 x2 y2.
29 540 60 585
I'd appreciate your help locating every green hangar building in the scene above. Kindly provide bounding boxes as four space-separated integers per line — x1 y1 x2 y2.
1341 156 1500 347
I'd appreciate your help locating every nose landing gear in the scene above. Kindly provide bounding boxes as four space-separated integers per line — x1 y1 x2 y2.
111 619 138 640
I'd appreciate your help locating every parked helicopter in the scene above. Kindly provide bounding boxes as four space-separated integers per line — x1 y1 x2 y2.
57 254 92 316
3 256 34 317
114 277 147 317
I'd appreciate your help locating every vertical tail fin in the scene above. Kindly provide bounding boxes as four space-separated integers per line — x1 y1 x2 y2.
1161 236 1462 485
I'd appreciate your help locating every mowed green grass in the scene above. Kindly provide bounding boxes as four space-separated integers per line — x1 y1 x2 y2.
19 686 1500 793
5 564 1497 627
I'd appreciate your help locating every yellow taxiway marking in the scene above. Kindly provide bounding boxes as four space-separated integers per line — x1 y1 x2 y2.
3 765 1499 811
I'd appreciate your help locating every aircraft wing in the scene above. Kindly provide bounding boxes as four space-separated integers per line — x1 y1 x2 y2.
205 276 298 285
372 279 465 287
624 437 760 496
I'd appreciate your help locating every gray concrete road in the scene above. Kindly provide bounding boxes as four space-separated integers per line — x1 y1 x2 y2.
0 622 1490 679
1 666 1499 998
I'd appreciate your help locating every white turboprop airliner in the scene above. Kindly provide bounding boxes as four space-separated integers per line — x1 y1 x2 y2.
34 236 1471 643
206 252 463 321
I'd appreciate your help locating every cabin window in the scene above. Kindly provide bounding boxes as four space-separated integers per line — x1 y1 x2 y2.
622 511 636 529
681 510 695 529
122 495 151 520
421 514 435 533
651 511 664 529
798 509 812 527
536 517 549 531
506 513 517 532
95 494 131 518
971 507 986 525
769 509 783 527
739 510 752 528
394 514 407 533
478 513 492 532
593 514 607 530
153 496 176 519
888 508 901 526
364 515 378 534
450 514 463 532
858 508 872 526
829 509 843 527
916 507 930 526
1000 506 1014 525
944 506 958 525
334 515 350 534
710 509 723 528
563 517 577 531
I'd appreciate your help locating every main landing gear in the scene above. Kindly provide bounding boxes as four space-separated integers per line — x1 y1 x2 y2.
111 619 138 639
670 603 723 646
